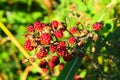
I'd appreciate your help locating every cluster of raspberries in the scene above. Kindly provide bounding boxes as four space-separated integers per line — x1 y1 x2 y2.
24 20 102 71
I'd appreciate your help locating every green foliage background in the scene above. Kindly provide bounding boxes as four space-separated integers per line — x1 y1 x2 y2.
0 0 120 80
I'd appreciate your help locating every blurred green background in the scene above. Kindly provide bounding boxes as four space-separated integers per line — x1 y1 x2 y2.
0 0 120 80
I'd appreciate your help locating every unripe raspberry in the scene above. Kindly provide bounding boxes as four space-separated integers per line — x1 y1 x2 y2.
24 40 34 51
69 27 77 34
39 60 48 68
51 56 60 66
50 45 57 53
40 33 51 45
68 36 76 44
36 48 47 59
51 20 59 29
54 30 63 38
92 22 102 31
63 53 73 62
27 25 34 32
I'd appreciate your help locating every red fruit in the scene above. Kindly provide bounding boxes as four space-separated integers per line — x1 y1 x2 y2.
48 61 55 71
34 21 46 31
50 45 57 53
40 33 51 45
57 47 67 56
27 25 34 32
60 25 66 32
54 30 63 38
36 48 47 59
74 74 80 80
42 68 48 73
69 27 77 34
51 56 60 66
63 53 73 62
24 40 34 51
51 20 59 29
59 63 64 71
68 36 76 44
39 60 48 68
92 22 102 31
57 41 66 56
57 41 66 49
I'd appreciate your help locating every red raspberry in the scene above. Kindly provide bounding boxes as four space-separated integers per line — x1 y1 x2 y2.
50 45 57 53
74 74 81 80
60 23 66 32
59 63 64 71
51 56 60 66
68 36 76 44
34 21 46 31
36 48 47 59
39 60 48 68
57 41 66 49
57 41 66 56
57 47 67 56
51 20 59 29
27 25 34 32
24 40 34 51
40 33 51 45
42 68 48 73
48 61 55 71
63 53 73 62
92 22 102 31
69 27 77 34
60 25 66 32
54 30 63 38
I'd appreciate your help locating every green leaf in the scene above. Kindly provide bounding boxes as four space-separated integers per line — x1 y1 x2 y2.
57 55 83 80
91 8 106 24
74 0 88 12
91 0 118 24
57 45 83 80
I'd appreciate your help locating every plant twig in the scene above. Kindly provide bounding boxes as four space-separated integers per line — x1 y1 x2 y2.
21 65 33 80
